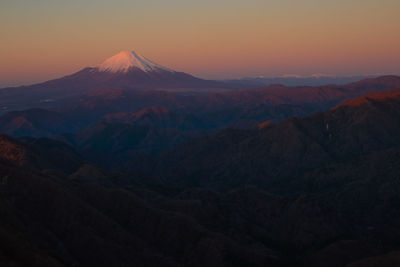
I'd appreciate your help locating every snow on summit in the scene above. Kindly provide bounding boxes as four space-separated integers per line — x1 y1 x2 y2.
98 51 174 73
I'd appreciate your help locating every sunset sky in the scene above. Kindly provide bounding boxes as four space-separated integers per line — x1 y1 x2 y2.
1 0 399 87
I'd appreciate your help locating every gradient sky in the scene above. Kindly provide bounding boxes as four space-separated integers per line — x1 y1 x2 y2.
1 0 399 87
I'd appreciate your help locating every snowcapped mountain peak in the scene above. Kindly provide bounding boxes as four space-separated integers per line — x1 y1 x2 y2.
98 51 174 73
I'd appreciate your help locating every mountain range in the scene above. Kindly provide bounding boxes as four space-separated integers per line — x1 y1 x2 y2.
1 75 399 137
2 83 400 266
226 74 378 87
0 51 237 112
1 50 400 266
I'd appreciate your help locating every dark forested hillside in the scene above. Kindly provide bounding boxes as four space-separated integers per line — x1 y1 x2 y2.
150 87 400 189
1 79 400 267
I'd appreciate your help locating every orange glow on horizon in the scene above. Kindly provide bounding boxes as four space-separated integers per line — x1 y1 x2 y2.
0 0 399 86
